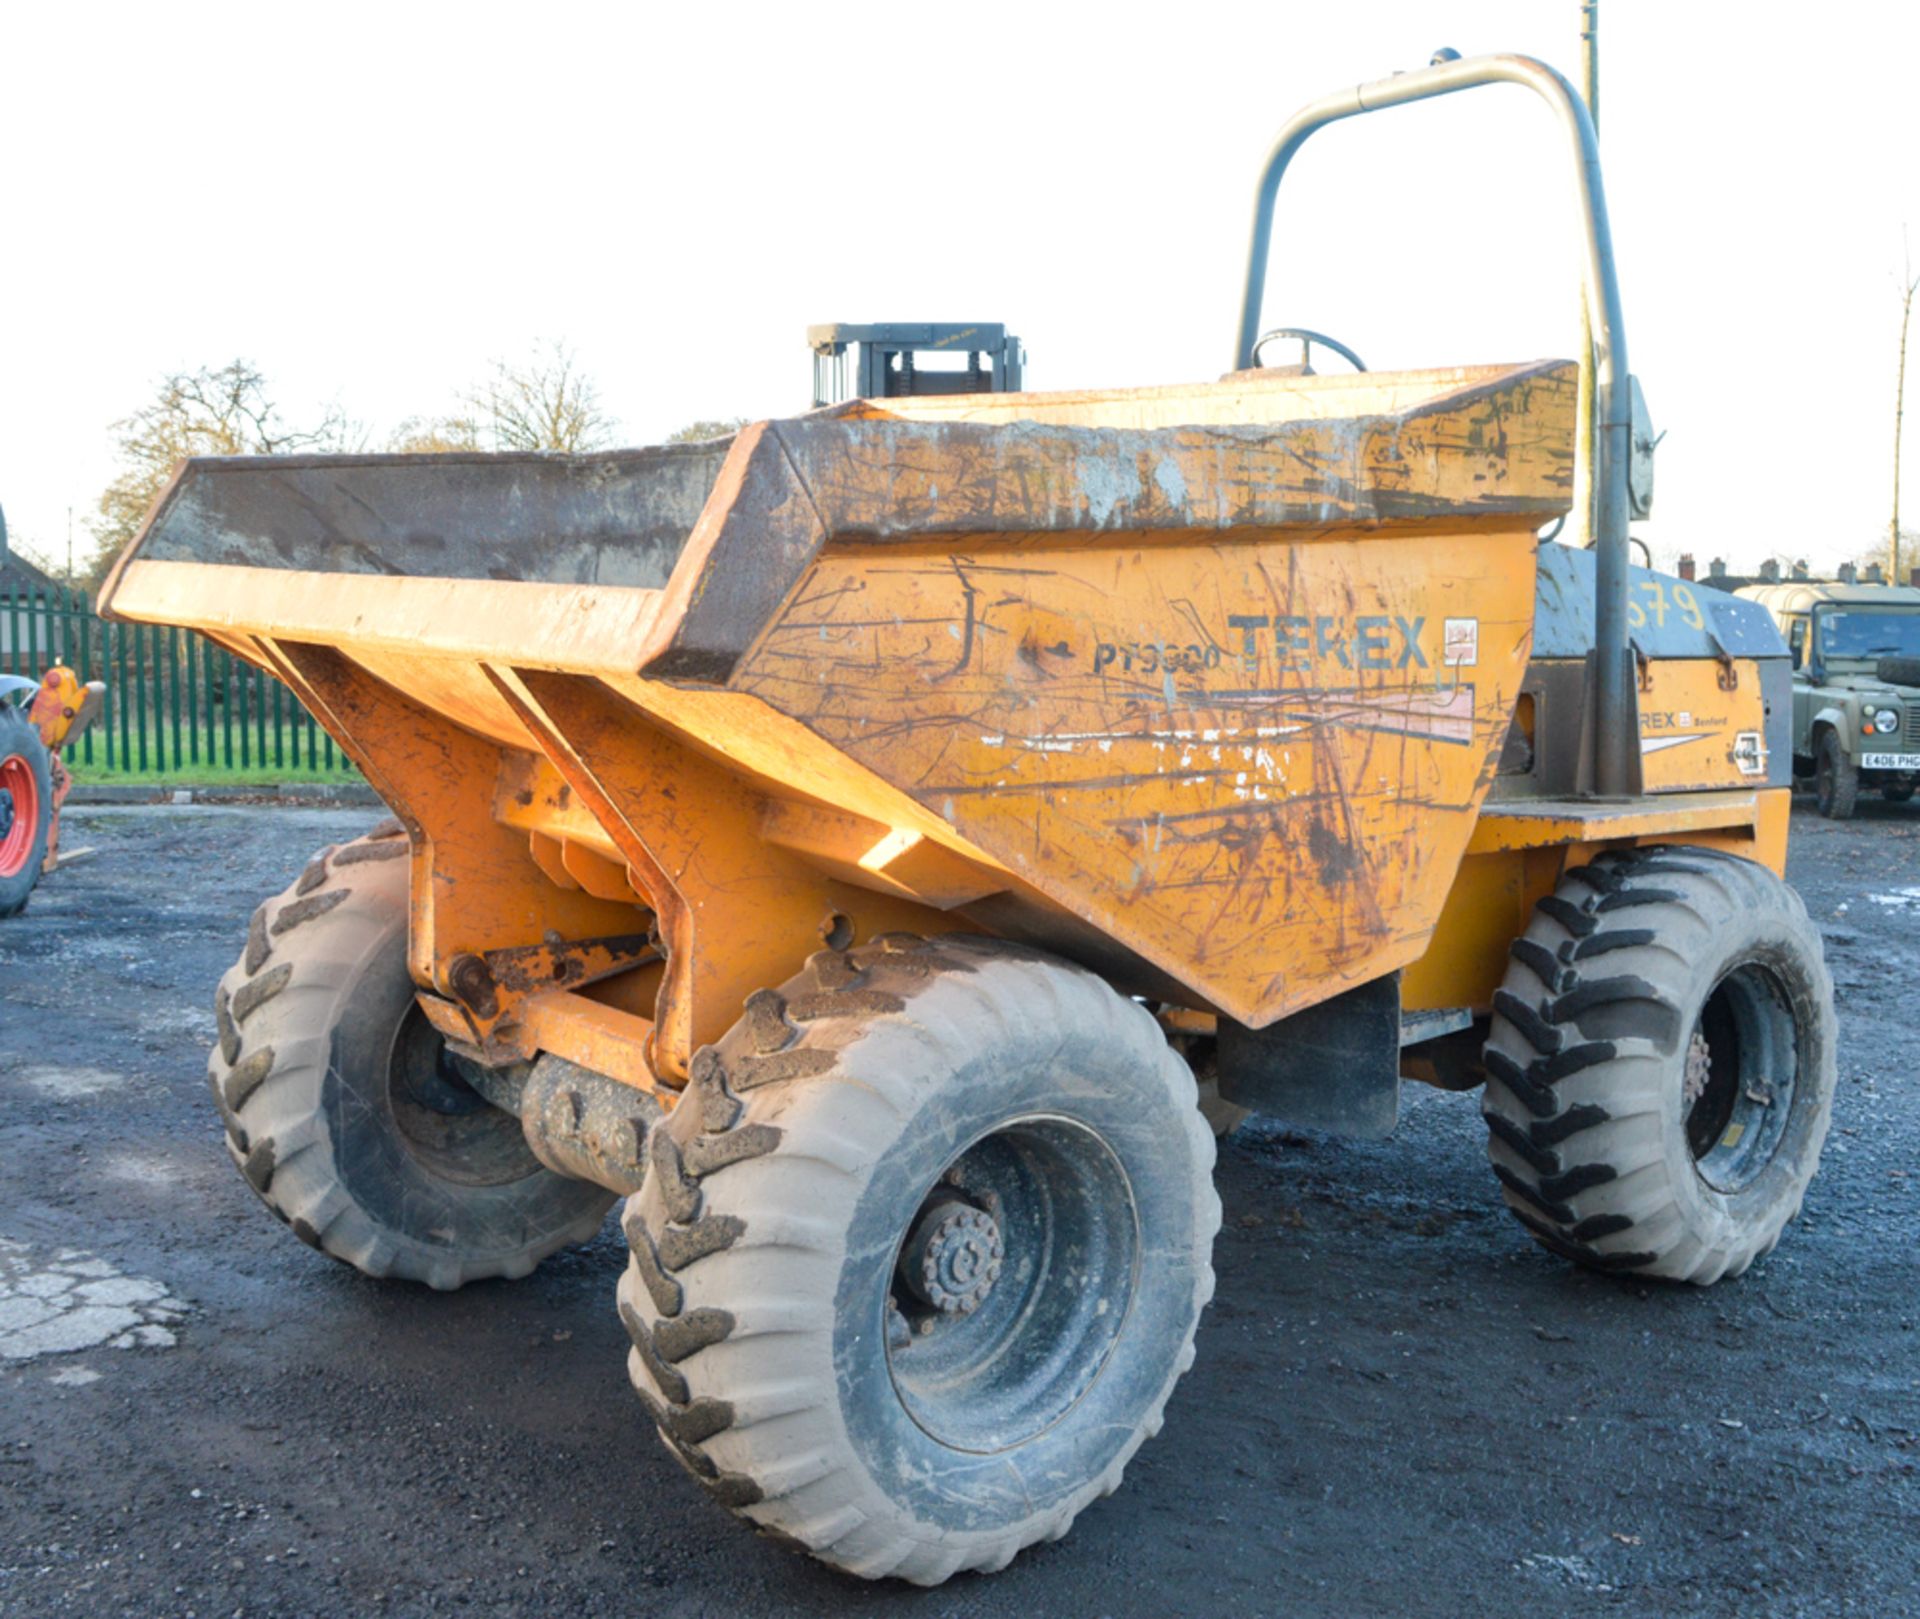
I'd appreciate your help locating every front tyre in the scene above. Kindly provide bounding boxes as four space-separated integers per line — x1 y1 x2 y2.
0 704 53 917
209 819 616 1288
619 935 1219 1585
1481 847 1835 1285
1814 731 1858 819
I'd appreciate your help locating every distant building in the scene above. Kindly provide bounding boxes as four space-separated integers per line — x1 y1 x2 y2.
0 505 56 593
1673 550 1920 593
0 502 59 659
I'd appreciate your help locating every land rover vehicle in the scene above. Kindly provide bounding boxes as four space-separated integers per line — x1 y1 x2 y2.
1738 581 1920 817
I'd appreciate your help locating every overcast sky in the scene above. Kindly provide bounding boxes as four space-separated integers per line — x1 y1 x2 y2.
2 1 1916 579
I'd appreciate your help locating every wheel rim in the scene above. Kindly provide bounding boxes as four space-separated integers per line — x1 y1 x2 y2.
884 1115 1139 1454
1683 961 1801 1193
383 1004 541 1187
0 754 38 879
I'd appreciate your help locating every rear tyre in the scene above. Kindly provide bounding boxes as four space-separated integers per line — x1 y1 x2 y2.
619 934 1219 1584
1481 846 1835 1285
1814 731 1857 819
209 819 616 1288
0 706 53 918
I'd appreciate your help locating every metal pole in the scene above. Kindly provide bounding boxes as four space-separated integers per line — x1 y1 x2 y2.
1232 49 1636 797
1573 13 1635 797
1571 3 1599 561
1580 2 1599 128
1895 247 1915 588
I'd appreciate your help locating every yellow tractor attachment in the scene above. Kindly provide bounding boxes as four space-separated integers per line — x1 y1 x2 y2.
0 665 106 913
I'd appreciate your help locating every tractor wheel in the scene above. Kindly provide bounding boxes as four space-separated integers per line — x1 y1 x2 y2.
0 705 53 918
1814 731 1858 819
209 819 616 1288
1481 846 1835 1285
619 934 1219 1585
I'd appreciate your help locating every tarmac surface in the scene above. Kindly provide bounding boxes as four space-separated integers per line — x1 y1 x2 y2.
1 802 1916 1617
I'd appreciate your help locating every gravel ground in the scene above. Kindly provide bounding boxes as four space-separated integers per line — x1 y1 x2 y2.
1 802 1916 1618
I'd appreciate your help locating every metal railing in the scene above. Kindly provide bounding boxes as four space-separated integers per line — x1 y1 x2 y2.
1 585 356 779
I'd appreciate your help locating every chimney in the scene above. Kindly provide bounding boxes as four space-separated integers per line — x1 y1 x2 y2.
1837 563 1857 585
1709 557 1729 580
1865 562 1885 584
1792 560 1810 580
1677 553 1696 581
1758 558 1781 582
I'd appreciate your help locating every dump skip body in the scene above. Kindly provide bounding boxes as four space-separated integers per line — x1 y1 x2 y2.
102 358 1779 1083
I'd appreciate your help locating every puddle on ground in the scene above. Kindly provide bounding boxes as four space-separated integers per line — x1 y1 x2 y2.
5 1065 128 1100
99 1147 195 1186
139 1006 219 1041
1870 888 1920 909
0 1236 186 1362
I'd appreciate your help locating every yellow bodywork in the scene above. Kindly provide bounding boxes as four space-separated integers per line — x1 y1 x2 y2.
99 359 1784 1100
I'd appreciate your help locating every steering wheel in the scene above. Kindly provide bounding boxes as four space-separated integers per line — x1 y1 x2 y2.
1251 327 1368 375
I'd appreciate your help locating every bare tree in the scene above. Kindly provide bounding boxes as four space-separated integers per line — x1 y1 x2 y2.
1852 535 1915 580
1894 234 1919 585
89 360 349 583
386 415 485 454
463 341 612 453
667 418 748 444
383 344 613 457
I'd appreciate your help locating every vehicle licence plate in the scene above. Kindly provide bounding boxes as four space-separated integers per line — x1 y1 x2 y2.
1860 753 1920 770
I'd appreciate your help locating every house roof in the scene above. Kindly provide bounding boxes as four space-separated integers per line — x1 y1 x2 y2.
0 504 57 592
1737 582 1920 614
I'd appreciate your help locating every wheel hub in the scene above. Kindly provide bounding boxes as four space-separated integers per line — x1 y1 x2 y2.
0 754 38 878
383 1004 541 1187
900 1197 1003 1315
884 1118 1139 1453
1685 961 1801 1189
1683 1027 1712 1111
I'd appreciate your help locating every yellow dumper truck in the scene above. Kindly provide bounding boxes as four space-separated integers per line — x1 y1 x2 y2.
99 51 1833 1584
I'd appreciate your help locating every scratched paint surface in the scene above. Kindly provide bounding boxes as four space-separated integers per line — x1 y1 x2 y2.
733 526 1540 1026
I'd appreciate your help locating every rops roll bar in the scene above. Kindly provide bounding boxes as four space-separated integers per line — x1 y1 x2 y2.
1234 51 1635 798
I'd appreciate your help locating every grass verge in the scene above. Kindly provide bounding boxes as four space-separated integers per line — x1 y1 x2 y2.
64 760 363 790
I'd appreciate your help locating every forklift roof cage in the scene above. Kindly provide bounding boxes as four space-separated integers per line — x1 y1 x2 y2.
808 323 1025 408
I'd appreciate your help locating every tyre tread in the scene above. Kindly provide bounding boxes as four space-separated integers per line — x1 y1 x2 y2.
1481 846 1833 1286
618 935 1218 1584
207 820 612 1288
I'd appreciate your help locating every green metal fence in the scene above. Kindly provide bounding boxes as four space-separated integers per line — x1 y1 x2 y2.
2 585 357 779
